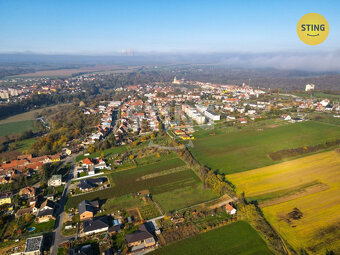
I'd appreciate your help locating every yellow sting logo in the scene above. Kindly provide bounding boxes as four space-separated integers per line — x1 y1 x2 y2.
297 13 329 45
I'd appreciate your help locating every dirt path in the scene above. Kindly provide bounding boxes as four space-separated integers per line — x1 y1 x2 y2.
208 194 235 209
259 183 329 208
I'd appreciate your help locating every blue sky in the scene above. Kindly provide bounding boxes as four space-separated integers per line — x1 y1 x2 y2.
0 0 339 54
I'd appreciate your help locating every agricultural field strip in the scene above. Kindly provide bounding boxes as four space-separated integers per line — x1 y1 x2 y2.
227 150 340 198
137 165 188 181
66 158 200 208
227 150 340 254
259 183 329 208
149 221 273 255
190 121 340 174
247 180 327 202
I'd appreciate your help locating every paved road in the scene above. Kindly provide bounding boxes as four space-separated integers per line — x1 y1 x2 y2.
50 153 80 255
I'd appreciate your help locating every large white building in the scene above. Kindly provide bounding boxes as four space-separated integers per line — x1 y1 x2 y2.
204 110 220 121
305 84 315 92
183 105 206 124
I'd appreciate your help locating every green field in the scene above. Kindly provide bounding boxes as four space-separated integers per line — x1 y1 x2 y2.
190 121 340 174
150 221 273 255
66 157 215 212
153 184 216 212
0 120 35 137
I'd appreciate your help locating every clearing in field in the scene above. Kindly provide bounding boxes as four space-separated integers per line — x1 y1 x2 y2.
227 150 340 254
66 157 216 212
149 221 273 255
190 121 340 174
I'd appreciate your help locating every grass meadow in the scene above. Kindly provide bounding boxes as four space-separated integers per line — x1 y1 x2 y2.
150 221 273 255
0 120 35 137
190 121 340 174
227 150 340 254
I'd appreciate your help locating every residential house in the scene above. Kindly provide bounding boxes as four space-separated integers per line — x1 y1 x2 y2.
94 158 107 170
0 192 12 205
82 216 109 236
82 158 95 169
226 203 237 215
281 114 291 121
238 118 248 124
78 178 106 191
16 207 33 218
19 186 36 199
37 199 55 223
126 224 156 252
79 200 99 221
37 208 55 223
48 154 61 162
69 244 94 255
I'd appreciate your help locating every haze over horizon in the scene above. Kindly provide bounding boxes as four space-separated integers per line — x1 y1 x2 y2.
1 0 340 71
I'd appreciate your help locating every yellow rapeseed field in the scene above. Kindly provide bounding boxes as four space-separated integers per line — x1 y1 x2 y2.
227 150 340 254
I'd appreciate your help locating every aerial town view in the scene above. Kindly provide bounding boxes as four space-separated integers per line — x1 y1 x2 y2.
0 1 339 255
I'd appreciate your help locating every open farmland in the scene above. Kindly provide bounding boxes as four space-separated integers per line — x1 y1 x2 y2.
150 221 273 255
66 157 216 212
227 150 340 254
190 121 340 174
6 65 137 78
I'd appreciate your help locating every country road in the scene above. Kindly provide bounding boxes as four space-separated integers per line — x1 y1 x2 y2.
50 153 80 255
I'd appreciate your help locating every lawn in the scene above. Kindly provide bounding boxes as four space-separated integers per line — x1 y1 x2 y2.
66 158 206 211
227 150 340 254
28 219 56 234
0 120 35 137
150 221 273 255
190 121 340 174
153 184 216 213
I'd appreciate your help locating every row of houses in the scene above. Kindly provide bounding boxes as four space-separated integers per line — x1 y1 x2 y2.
82 101 120 145
119 98 160 135
0 154 61 184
